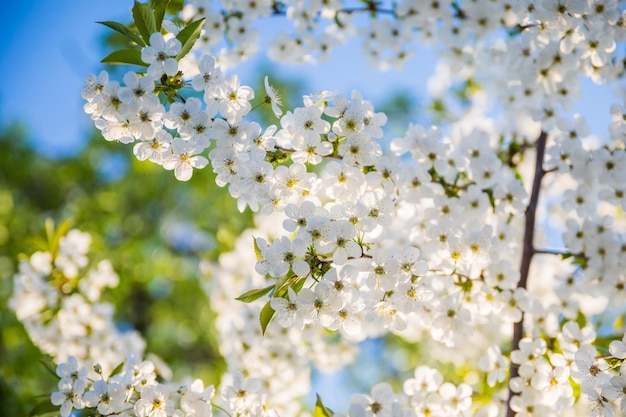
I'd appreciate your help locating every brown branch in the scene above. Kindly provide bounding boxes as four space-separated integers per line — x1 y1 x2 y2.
506 130 547 417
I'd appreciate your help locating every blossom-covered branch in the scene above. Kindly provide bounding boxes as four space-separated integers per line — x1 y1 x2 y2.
12 0 626 416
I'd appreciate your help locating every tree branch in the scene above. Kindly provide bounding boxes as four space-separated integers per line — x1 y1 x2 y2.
534 248 568 256
506 130 547 417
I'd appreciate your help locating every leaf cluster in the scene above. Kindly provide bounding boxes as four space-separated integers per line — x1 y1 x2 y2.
238 237 343 335
99 0 204 68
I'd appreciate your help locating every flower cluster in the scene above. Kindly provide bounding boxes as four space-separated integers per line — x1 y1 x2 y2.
9 229 144 374
508 336 574 415
50 355 218 417
84 42 545 349
548 136 626 313
9 228 285 417
181 0 626 78
402 367 474 416
569 331 626 416
201 216 359 416
11 228 475 417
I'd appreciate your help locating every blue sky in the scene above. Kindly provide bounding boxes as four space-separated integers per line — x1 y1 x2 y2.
0 0 133 156
0 1 617 158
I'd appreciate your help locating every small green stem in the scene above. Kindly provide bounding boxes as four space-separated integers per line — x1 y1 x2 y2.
249 101 265 113
212 402 233 417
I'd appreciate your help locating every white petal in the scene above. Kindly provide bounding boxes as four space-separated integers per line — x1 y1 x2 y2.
175 162 193 181
342 315 361 335
190 155 209 169
51 392 66 406
163 58 179 76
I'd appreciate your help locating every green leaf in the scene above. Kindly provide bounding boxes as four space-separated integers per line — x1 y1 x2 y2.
314 394 334 417
28 398 58 417
39 360 58 379
97 21 146 46
54 219 74 250
133 0 157 44
108 361 125 378
572 255 588 269
259 300 275 335
236 284 274 303
508 24 524 37
44 218 55 253
28 235 49 252
291 276 306 293
101 49 148 67
334 13 345 29
482 188 496 213
175 18 205 60
152 0 171 31
274 275 289 295
574 310 587 329
595 334 626 351
252 236 263 261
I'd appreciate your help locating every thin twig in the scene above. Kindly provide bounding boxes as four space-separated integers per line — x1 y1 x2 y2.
534 248 568 256
506 130 547 417
270 5 396 17
339 7 396 15
274 145 343 161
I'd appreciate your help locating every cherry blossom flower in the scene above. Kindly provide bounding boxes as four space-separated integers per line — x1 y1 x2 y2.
162 138 209 181
349 383 398 417
479 345 508 387
603 376 626 413
571 346 611 393
51 377 86 417
141 33 181 77
83 379 126 415
180 379 214 416
192 55 222 91
217 74 254 124
264 76 283 117
271 287 304 328
134 385 172 417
